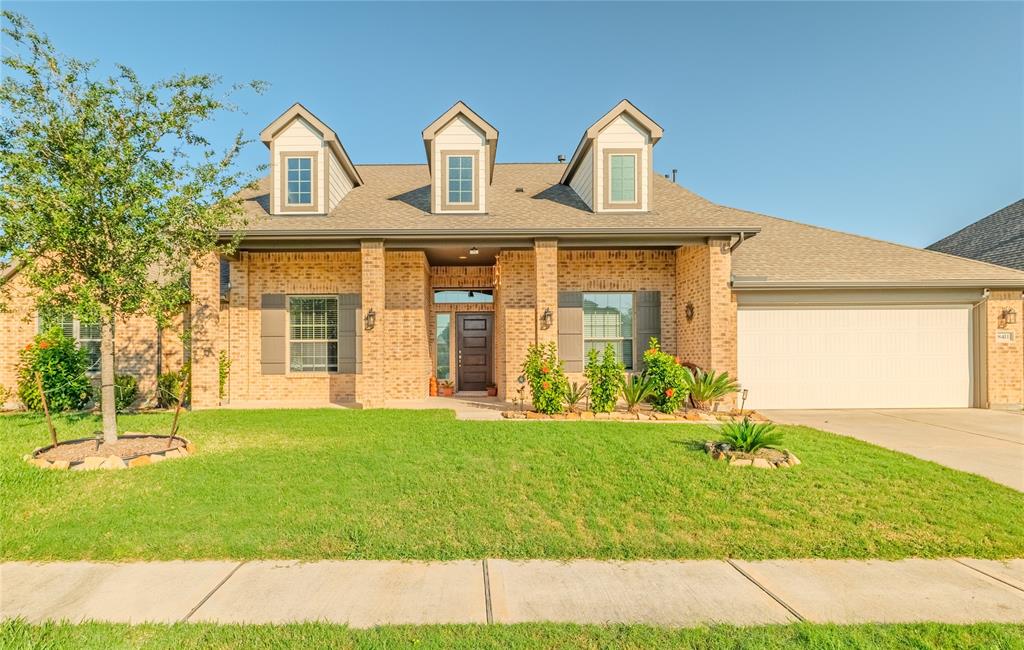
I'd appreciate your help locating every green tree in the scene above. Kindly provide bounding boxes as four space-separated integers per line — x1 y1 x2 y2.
0 11 264 442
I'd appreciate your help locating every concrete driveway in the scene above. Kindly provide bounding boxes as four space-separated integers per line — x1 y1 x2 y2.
764 409 1024 491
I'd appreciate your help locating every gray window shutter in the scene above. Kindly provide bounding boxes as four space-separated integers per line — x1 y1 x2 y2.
558 291 584 373
635 291 661 372
261 294 287 375
338 293 362 374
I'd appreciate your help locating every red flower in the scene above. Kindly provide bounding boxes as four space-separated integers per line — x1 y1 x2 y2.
38 341 50 350
647 349 657 357
541 381 551 391
540 366 550 374
674 356 681 364
665 388 675 398
24 344 32 351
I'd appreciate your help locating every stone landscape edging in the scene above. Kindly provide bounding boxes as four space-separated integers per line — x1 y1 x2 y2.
25 433 194 471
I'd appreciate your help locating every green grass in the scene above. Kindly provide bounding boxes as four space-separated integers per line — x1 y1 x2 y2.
3 620 1022 649
2 409 1022 561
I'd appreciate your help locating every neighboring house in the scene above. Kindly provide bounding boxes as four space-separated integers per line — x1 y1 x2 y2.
0 264 188 409
927 199 1024 271
4 100 1023 412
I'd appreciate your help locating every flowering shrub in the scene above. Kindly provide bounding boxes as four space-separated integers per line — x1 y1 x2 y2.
584 343 624 413
16 327 93 412
522 342 568 414
641 337 688 413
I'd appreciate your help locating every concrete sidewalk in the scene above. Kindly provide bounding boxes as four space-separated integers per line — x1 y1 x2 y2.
2 558 1022 627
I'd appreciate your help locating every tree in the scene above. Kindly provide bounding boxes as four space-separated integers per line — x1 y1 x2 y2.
0 11 265 442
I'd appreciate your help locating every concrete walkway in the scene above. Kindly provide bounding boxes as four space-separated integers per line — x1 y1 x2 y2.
764 409 1024 491
3 558 1022 627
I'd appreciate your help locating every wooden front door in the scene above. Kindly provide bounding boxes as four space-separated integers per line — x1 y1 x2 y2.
456 313 492 392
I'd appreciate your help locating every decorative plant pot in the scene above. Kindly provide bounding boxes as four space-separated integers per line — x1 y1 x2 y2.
486 386 498 397
440 386 454 397
429 376 438 397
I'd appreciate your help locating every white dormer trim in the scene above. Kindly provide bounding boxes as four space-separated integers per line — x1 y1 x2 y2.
422 101 498 214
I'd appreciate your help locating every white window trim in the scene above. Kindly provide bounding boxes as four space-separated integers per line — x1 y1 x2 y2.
446 154 474 205
286 295 339 374
285 156 314 207
582 291 636 371
37 313 102 375
608 153 638 204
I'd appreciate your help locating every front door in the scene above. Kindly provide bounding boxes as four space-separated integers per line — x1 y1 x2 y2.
456 313 492 392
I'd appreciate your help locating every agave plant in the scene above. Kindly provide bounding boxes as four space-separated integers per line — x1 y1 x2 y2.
621 374 655 413
563 381 589 413
719 418 784 453
682 368 740 410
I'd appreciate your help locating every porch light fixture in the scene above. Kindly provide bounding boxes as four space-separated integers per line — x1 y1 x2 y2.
684 301 695 322
469 247 479 255
999 307 1017 328
364 308 376 331
541 307 553 329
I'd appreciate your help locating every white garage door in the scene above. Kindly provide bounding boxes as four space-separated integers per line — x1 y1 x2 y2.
737 306 973 409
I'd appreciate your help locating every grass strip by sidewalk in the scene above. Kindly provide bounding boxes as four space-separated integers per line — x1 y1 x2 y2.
2 409 1022 561
3 620 1023 650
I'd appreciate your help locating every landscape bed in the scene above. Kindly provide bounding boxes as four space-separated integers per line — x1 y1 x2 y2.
2 409 1022 561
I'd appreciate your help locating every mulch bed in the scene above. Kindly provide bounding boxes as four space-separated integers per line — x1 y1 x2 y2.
37 435 186 463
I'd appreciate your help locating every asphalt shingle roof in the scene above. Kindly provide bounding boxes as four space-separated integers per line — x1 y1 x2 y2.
926 199 1024 272
238 164 1024 287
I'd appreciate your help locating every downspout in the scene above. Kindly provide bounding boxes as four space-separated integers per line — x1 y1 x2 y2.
729 231 748 253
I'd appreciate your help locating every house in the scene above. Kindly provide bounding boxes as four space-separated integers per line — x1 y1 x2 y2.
927 199 1024 271
177 100 1024 412
3 100 1022 412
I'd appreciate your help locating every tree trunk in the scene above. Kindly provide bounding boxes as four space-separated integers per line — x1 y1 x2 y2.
100 316 117 444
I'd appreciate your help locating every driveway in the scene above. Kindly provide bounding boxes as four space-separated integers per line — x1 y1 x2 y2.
763 409 1024 491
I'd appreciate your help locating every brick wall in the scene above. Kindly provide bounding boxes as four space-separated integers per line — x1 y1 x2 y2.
0 272 39 408
675 242 736 378
985 291 1024 408
384 251 431 399
190 253 222 408
535 240 559 346
494 250 536 401
358 241 386 407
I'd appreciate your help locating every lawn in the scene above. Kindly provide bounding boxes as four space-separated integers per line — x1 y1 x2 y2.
3 621 1023 650
1 409 1022 561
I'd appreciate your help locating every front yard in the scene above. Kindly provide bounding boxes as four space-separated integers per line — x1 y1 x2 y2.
2 409 1022 561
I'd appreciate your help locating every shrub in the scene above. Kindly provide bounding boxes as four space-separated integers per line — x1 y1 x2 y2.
157 363 191 408
563 381 589 413
218 350 231 400
719 418 784 453
522 342 568 414
16 327 93 412
113 374 138 411
683 367 740 410
641 337 688 413
584 343 625 413
621 373 655 413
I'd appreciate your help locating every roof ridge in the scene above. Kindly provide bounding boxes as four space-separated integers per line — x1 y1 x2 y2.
927 198 1024 249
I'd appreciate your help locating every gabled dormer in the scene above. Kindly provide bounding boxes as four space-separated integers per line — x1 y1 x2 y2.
260 103 363 216
560 100 663 213
422 101 498 214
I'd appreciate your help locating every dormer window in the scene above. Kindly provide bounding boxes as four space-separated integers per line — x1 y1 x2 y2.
446 154 475 206
286 157 313 205
608 152 638 205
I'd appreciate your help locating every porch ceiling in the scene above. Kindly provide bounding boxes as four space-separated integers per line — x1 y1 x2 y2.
421 245 501 266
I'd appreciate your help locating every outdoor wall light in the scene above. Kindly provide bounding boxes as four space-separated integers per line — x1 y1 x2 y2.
999 308 1018 328
541 307 553 329
364 308 376 331
469 247 479 255
684 301 695 322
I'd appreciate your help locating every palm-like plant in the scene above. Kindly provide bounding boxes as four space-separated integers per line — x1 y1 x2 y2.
563 381 589 413
621 374 655 413
719 418 784 453
682 368 740 410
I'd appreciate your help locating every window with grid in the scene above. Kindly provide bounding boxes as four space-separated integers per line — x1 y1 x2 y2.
447 155 473 204
38 312 102 372
583 292 634 369
286 157 312 205
609 154 636 203
288 297 338 372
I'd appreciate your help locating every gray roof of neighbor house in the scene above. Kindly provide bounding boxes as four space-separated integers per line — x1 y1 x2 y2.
926 199 1024 272
233 163 1024 288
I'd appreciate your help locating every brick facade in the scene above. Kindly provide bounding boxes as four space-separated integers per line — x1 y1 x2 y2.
984 291 1024 408
675 241 736 382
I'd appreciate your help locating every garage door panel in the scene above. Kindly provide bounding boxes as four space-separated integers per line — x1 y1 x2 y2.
737 307 971 409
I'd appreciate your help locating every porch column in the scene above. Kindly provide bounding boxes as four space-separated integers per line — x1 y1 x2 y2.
984 290 1024 409
358 240 386 408
189 252 221 409
534 239 558 346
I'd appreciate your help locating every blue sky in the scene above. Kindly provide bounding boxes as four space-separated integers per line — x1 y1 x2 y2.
7 1 1023 247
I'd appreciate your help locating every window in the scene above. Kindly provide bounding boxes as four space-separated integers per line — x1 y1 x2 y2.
609 154 636 203
583 293 634 369
447 155 473 204
286 157 312 205
288 297 338 372
38 312 101 372
435 313 452 381
433 289 493 304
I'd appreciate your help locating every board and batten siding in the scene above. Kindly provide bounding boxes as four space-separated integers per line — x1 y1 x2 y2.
568 144 594 210
594 114 650 212
327 148 353 212
271 117 326 215
432 115 487 213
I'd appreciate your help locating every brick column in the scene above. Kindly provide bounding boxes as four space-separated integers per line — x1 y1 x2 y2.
358 240 386 408
985 290 1024 409
706 238 737 382
189 252 220 409
534 239 558 346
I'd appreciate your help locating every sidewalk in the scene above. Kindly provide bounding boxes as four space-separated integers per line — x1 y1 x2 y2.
2 558 1021 628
